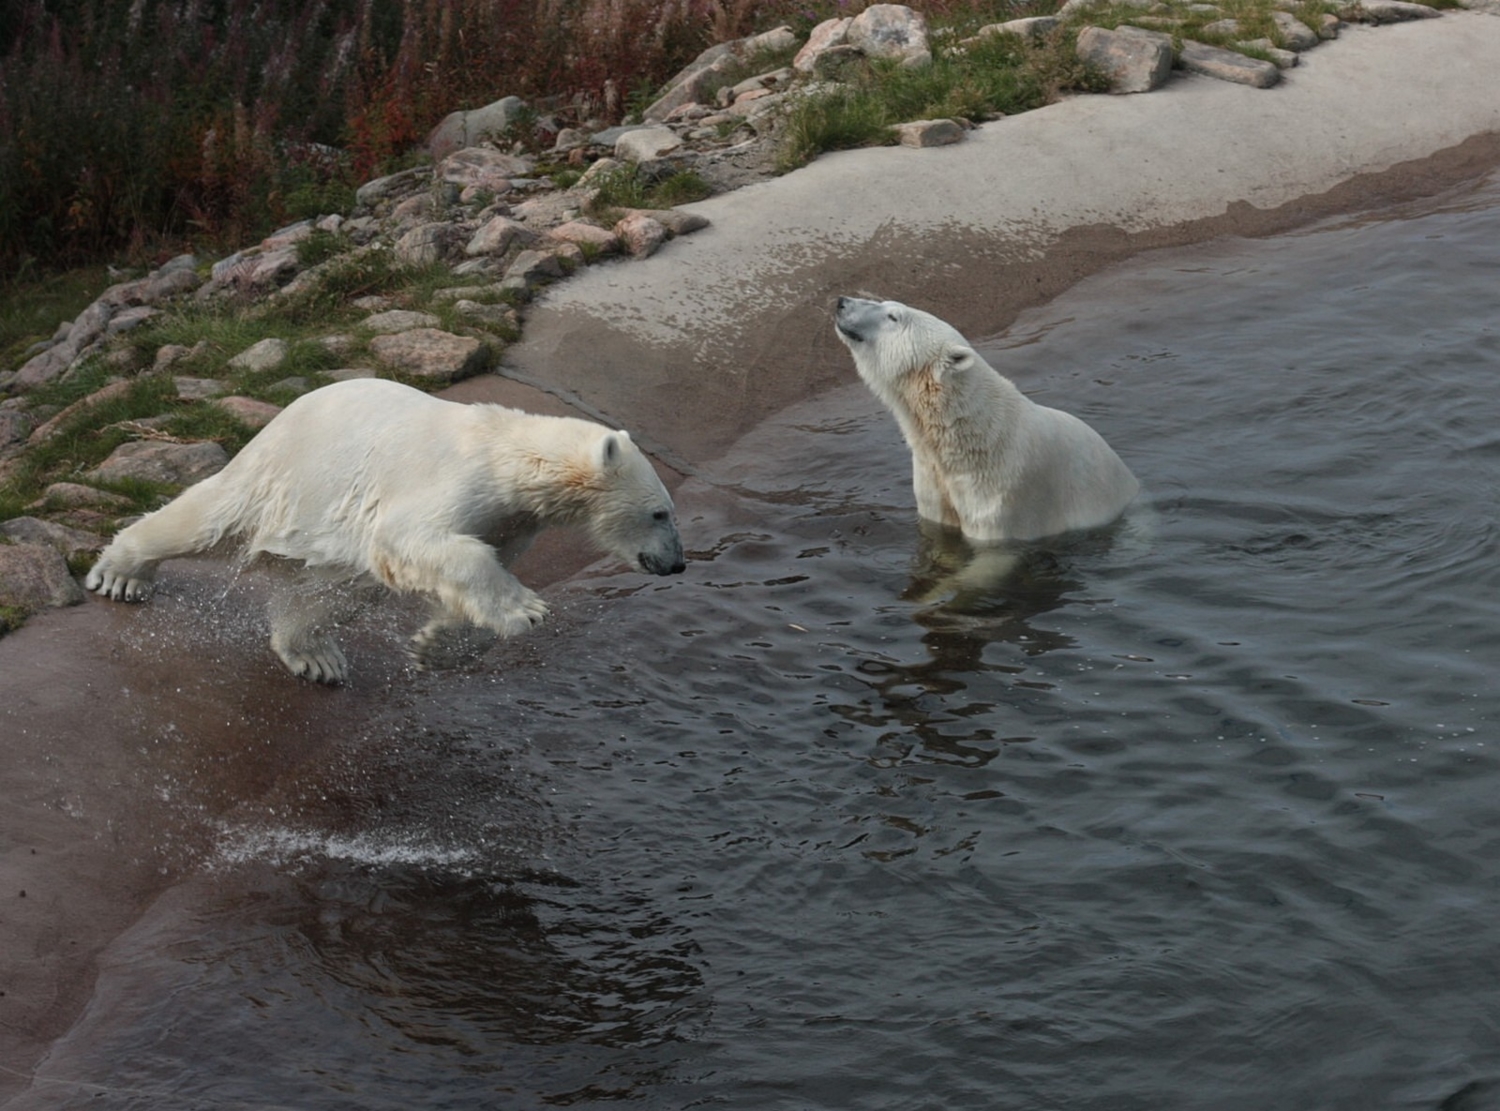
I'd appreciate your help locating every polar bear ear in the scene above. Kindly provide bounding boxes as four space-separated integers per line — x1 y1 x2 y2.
597 431 629 470
940 344 977 377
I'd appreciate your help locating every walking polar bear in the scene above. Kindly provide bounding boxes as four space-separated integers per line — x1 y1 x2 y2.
86 378 684 683
834 296 1139 543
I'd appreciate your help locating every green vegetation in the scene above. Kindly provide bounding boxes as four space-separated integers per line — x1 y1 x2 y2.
586 166 713 213
777 27 1107 172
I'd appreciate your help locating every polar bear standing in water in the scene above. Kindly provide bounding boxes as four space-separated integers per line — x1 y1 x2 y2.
86 378 685 683
834 296 1138 542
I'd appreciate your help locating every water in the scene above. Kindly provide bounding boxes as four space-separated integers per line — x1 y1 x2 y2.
12 173 1500 1110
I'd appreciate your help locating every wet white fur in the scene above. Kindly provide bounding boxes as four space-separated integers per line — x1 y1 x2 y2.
835 297 1138 543
86 378 683 682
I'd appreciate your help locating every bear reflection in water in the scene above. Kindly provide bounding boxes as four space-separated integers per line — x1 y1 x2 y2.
85 378 684 684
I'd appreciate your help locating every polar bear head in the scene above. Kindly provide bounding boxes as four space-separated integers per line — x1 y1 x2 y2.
833 295 979 395
582 430 686 577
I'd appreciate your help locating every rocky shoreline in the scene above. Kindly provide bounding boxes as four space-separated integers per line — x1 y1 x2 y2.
0 0 1492 631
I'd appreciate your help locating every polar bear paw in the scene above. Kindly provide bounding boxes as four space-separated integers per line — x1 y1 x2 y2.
506 590 550 633
85 563 156 602
271 632 350 685
408 623 501 672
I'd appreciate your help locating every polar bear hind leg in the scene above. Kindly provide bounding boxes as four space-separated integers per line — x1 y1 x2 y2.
267 587 350 685
85 477 234 602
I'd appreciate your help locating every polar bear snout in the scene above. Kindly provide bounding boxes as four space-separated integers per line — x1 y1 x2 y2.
639 542 686 576
835 296 901 348
835 296 874 343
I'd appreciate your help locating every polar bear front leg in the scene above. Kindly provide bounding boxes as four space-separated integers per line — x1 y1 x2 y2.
398 534 548 670
911 453 960 531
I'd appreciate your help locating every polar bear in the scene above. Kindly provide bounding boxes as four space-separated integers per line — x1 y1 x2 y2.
85 378 685 683
834 296 1139 543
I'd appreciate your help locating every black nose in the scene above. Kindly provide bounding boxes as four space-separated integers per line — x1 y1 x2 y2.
836 296 849 311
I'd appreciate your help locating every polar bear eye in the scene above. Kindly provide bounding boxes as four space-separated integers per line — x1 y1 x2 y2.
886 312 898 323
652 509 669 522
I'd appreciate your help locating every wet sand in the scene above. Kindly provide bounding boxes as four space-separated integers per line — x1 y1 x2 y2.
3 14 1500 1103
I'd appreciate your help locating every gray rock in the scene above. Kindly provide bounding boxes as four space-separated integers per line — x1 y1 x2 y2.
389 194 435 226
1271 10 1321 47
465 214 537 257
503 249 567 288
548 221 621 253
10 347 70 391
174 376 227 400
0 409 34 450
453 300 521 329
104 305 159 335
895 118 966 148
0 516 105 555
589 124 656 147
362 309 441 333
211 396 282 428
69 300 114 354
145 268 204 303
622 208 710 236
793 17 853 73
431 284 508 303
156 253 198 275
90 440 229 486
394 222 465 266
642 43 743 122
154 342 206 371
615 127 684 163
615 212 668 259
1239 37 1300 66
848 4 932 66
971 16 1061 43
354 166 429 209
437 147 535 194
1346 0 1441 19
369 329 488 383
34 482 132 510
1179 38 1282 86
0 541 86 613
427 95 528 159
1076 25 1175 93
227 337 290 372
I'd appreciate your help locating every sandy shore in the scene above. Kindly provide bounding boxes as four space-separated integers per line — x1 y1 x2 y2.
3 13 1499 1103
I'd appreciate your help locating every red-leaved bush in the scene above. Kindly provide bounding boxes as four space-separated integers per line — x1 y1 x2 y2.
0 0 1017 275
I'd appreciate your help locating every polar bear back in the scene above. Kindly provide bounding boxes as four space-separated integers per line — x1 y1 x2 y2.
985 397 1140 541
202 378 620 571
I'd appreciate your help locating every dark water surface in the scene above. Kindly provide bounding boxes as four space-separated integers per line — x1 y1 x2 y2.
13 174 1500 1110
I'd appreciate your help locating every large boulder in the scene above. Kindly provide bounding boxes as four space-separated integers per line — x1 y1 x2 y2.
0 542 86 616
847 5 931 67
793 17 853 72
1178 39 1282 86
89 440 229 486
428 95 528 159
369 329 489 383
437 147 535 195
1075 25 1174 93
642 25 799 121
